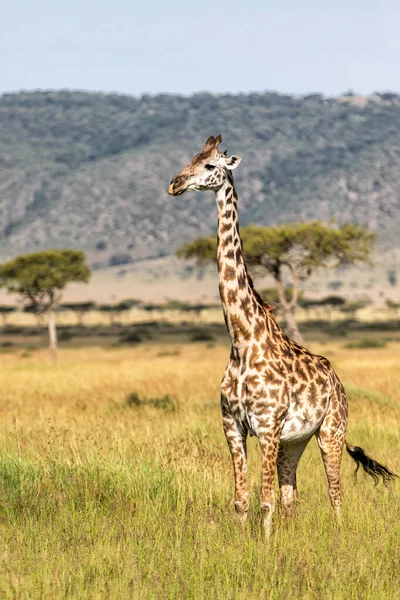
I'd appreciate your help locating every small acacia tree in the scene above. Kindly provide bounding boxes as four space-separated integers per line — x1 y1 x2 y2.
177 221 376 344
0 305 16 326
386 299 400 321
0 250 91 359
114 299 143 324
58 301 96 326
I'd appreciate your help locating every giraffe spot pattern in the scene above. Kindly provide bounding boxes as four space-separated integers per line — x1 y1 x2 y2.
224 265 236 281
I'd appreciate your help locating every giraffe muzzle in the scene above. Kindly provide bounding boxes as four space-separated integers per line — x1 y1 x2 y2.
168 180 185 196
168 183 183 196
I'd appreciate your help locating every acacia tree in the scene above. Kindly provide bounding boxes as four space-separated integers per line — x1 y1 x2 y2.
58 301 96 326
386 299 400 322
177 221 376 344
0 305 16 326
299 295 346 321
113 299 143 324
0 250 91 360
98 304 118 324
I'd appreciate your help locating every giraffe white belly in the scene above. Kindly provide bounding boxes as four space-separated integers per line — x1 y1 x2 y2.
279 405 325 444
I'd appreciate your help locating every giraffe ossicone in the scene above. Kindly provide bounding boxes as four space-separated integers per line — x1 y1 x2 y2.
168 135 397 536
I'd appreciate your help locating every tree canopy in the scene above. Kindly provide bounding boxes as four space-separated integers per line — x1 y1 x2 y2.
0 250 91 311
241 222 375 273
177 221 376 344
178 222 375 273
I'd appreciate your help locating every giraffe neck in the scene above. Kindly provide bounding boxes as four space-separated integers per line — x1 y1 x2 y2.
215 175 266 349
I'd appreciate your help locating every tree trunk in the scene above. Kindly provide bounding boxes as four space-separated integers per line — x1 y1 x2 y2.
48 310 58 362
282 305 304 346
273 268 304 346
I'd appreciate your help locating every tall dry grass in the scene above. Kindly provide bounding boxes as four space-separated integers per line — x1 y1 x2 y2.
0 342 399 599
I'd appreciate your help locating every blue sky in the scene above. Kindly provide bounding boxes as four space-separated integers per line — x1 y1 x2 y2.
1 0 399 97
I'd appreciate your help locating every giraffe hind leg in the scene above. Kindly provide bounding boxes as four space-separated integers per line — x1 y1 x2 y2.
315 378 348 520
277 440 309 518
316 422 347 520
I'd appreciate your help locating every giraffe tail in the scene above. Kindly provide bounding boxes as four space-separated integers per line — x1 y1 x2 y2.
345 441 398 487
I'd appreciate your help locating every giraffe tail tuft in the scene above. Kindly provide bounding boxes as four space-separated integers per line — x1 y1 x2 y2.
345 441 398 487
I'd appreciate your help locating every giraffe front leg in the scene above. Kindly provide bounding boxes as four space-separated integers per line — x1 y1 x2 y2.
259 432 280 537
221 397 249 528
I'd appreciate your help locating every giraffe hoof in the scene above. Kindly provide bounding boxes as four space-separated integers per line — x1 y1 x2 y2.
236 512 248 528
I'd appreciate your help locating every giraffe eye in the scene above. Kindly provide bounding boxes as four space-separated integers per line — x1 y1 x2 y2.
205 164 216 171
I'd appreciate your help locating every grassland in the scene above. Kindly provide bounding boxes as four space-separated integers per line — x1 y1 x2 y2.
0 340 399 599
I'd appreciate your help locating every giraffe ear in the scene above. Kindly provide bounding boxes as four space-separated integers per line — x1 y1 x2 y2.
225 155 242 170
202 136 215 152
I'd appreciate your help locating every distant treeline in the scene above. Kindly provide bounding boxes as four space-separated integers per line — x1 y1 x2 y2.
1 296 399 327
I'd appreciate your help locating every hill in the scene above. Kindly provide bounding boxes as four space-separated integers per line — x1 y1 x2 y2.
1 90 400 266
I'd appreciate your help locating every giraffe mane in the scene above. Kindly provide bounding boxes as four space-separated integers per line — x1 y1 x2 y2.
245 269 275 314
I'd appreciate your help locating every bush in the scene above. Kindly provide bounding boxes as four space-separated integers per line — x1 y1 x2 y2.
189 330 216 342
125 393 178 411
2 325 25 335
119 331 142 344
108 253 133 267
344 338 387 349
133 326 153 339
157 349 181 357
57 330 74 342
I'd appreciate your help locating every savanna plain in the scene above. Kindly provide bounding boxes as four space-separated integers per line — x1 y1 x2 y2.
0 335 399 599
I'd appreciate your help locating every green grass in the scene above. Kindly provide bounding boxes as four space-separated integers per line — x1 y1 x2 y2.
1 445 399 599
347 386 400 412
0 344 399 598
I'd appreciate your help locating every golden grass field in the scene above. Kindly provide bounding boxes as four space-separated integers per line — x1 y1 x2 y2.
0 341 399 599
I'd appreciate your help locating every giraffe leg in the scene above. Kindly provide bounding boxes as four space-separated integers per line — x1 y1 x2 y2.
316 381 348 521
259 433 281 537
316 425 346 521
221 402 249 527
277 440 309 518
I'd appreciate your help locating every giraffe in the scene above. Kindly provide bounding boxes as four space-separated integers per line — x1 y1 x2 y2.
168 135 397 535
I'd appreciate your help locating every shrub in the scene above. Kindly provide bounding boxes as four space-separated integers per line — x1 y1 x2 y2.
57 330 74 342
120 331 142 344
157 349 181 357
344 338 387 349
108 253 133 267
3 325 25 335
189 329 216 342
125 393 178 411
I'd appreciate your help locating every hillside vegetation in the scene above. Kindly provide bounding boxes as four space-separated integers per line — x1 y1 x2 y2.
1 90 400 265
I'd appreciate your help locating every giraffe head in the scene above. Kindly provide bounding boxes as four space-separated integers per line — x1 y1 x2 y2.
168 135 242 196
